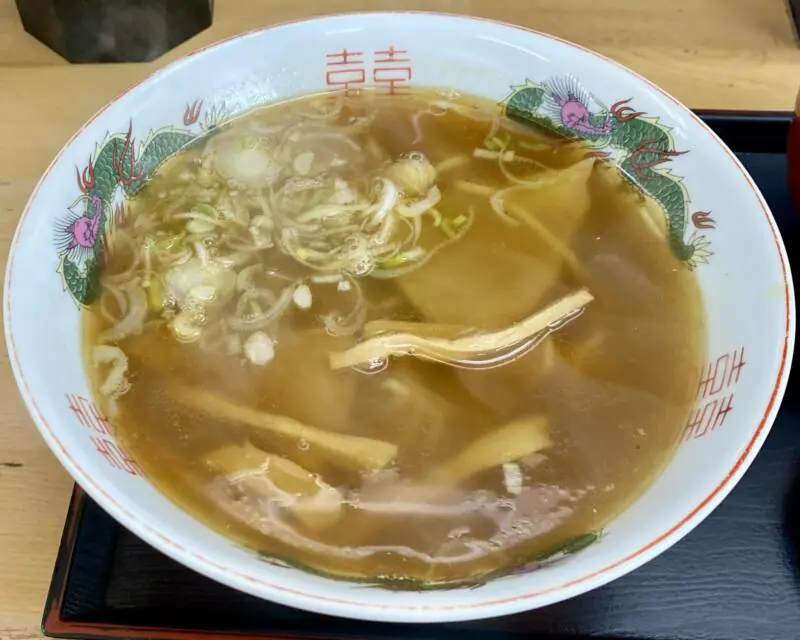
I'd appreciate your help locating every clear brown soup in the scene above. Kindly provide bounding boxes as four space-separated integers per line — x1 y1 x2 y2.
84 88 704 586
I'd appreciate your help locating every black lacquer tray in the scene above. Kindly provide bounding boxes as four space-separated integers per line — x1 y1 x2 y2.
43 111 800 640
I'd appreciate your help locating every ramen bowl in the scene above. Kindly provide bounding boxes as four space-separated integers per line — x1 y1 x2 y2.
4 12 794 623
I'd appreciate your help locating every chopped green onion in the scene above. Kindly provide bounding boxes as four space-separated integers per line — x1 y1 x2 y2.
484 132 511 151
379 247 425 269
152 232 182 253
440 219 456 239
428 208 443 227
484 136 504 152
519 140 554 152
240 134 259 150
380 254 408 269
192 203 218 219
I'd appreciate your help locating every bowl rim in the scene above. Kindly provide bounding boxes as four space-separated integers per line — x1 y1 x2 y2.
4 10 795 623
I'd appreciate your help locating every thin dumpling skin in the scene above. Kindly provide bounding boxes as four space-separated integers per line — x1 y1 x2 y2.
397 158 595 328
257 330 358 434
124 327 358 434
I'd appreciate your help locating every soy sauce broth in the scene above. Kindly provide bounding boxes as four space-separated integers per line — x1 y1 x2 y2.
84 89 705 584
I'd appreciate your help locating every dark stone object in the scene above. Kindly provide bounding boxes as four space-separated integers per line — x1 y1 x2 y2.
790 0 800 43
15 0 213 63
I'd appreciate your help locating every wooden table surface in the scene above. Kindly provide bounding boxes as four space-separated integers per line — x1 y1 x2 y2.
0 0 797 637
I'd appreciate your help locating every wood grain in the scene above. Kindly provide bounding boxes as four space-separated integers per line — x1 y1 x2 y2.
0 0 797 635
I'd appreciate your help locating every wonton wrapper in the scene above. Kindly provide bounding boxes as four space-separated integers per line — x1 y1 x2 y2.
397 157 595 328
258 330 359 433
558 311 702 403
457 337 557 419
534 344 692 488
355 359 495 464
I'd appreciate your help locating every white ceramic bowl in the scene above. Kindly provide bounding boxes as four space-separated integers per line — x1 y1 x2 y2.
4 11 795 623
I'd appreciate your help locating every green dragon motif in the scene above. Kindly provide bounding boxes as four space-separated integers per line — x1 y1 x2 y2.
502 77 714 267
54 99 232 306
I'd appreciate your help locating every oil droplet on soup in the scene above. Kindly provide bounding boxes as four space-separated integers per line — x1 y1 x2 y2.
83 88 705 585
